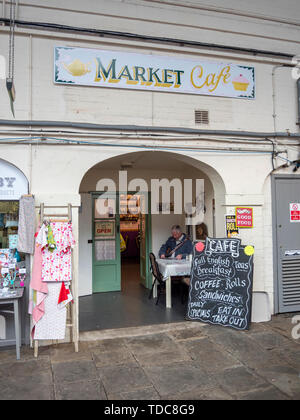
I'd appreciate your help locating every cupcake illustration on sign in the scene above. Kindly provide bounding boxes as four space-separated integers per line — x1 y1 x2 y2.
232 74 249 91
63 59 91 77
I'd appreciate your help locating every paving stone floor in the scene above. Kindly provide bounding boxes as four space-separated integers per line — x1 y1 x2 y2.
0 313 299 400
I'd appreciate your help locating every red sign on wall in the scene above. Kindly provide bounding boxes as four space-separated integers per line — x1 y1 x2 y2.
235 207 253 228
290 203 300 222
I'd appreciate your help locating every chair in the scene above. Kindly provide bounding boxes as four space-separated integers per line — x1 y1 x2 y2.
148 252 165 305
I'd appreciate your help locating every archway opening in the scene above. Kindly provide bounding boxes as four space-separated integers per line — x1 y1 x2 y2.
78 150 226 332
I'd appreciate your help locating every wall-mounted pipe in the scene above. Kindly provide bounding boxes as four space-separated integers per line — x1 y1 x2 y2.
272 65 288 133
0 119 299 138
0 17 295 61
2 0 18 20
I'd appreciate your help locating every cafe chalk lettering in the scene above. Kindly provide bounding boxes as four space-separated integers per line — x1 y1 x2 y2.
187 238 254 330
194 254 235 279
205 237 240 257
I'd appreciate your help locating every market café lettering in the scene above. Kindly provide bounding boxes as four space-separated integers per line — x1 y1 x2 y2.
191 65 230 92
94 57 230 91
63 55 232 91
94 58 183 88
55 47 255 98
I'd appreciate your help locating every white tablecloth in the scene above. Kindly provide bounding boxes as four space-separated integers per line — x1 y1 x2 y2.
157 259 192 280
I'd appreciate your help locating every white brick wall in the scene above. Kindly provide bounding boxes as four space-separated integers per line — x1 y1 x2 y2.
0 0 299 316
8 0 300 54
0 0 299 130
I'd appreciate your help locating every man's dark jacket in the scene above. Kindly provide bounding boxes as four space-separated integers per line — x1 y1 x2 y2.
159 233 193 258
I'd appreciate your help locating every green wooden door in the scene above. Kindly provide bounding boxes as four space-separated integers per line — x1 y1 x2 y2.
139 192 152 289
92 193 121 293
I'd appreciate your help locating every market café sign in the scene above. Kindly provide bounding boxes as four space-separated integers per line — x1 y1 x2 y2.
54 46 255 99
0 159 28 200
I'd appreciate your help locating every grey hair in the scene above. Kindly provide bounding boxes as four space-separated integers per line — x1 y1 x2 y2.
171 225 181 233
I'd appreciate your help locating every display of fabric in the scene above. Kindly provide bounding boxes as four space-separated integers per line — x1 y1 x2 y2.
37 222 75 283
28 228 48 338
33 282 68 340
17 195 36 255
47 224 56 252
57 281 73 309
36 224 48 248
30 221 75 341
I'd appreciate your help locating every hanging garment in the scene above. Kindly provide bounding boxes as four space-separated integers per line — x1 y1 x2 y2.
28 228 48 338
33 282 67 340
37 222 75 283
36 223 48 248
57 282 73 309
17 195 36 254
31 222 75 340
47 224 56 252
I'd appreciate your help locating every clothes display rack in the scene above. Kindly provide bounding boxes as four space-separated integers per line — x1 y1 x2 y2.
33 203 78 357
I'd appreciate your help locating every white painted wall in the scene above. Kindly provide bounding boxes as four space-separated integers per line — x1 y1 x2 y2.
0 0 299 315
151 213 185 257
78 193 92 296
0 140 292 313
5 0 300 54
0 35 297 132
0 0 299 132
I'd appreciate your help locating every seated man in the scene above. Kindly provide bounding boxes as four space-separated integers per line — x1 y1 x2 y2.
159 225 193 260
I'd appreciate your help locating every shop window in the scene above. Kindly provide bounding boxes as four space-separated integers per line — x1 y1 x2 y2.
0 201 26 288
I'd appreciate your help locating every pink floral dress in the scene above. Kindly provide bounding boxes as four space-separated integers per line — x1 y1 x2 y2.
37 222 75 282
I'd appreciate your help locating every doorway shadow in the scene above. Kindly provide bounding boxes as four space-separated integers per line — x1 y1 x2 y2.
79 259 187 332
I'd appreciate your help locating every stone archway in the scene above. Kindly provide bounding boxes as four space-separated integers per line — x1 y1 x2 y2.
78 150 226 303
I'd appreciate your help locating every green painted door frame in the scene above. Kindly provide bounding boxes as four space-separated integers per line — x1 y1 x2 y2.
92 193 121 293
92 191 152 293
139 191 152 289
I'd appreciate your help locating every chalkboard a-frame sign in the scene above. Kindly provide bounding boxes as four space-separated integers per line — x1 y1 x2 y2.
187 238 254 330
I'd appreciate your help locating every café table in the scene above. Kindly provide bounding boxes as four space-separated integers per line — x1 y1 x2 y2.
155 258 192 308
0 288 23 360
